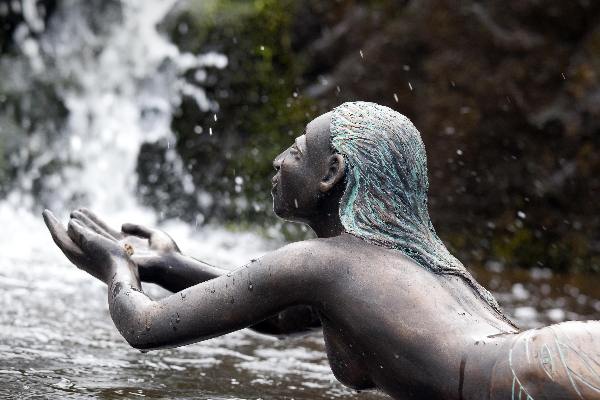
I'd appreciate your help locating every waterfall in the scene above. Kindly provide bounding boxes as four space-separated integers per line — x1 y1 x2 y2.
4 0 225 216
0 0 269 276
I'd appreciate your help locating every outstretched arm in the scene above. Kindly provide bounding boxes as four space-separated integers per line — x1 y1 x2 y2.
136 251 321 336
44 210 325 347
67 209 322 336
68 219 322 349
111 246 322 350
133 251 226 292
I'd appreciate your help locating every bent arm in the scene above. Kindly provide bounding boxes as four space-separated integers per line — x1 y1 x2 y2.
109 243 324 350
138 252 322 336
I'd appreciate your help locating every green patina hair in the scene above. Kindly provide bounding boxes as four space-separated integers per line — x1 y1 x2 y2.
330 101 508 318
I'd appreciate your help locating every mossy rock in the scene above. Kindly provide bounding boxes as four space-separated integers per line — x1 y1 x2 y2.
139 0 318 231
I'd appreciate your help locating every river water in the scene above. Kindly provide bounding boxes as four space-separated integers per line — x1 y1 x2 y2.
1 1 599 399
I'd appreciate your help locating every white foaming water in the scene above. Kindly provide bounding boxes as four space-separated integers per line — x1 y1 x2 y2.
1 0 259 262
9 0 222 216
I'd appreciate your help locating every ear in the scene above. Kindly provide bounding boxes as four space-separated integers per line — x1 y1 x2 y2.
319 154 345 193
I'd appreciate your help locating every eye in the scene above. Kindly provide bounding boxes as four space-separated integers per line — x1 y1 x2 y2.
289 146 300 157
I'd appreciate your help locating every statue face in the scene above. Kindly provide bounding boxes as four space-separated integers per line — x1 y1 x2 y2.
271 112 334 222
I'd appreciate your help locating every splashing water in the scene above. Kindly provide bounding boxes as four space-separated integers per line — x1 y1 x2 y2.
5 0 227 217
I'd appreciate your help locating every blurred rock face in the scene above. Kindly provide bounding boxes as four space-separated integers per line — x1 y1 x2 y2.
167 0 600 270
295 0 600 272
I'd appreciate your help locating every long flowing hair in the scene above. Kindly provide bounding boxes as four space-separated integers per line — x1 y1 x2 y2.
330 101 512 324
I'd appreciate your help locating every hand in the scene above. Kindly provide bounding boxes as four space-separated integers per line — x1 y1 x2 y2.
43 210 130 283
43 209 103 279
67 208 181 281
121 222 182 282
121 222 181 256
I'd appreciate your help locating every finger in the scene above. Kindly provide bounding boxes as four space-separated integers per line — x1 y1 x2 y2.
67 219 92 249
42 210 87 259
79 208 121 237
71 210 116 240
121 223 154 239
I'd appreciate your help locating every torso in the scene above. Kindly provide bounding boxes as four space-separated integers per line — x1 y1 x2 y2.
310 234 518 399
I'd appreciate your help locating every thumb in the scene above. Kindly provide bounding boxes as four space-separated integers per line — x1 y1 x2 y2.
121 223 154 239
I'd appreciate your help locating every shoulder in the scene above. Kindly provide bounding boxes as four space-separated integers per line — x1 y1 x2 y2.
243 239 340 303
270 238 335 267
258 237 348 280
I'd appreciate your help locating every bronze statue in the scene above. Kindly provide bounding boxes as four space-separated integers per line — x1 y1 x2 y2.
43 102 600 399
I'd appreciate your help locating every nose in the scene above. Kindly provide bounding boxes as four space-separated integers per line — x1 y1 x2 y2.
272 149 286 171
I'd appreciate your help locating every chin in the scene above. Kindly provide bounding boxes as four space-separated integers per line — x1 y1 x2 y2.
271 195 285 218
272 199 301 222
272 202 291 219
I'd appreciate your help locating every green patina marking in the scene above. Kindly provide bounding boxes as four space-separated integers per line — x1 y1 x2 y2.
509 336 535 400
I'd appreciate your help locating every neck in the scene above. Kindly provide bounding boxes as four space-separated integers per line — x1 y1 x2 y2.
309 215 344 238
307 200 344 238
308 189 346 238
